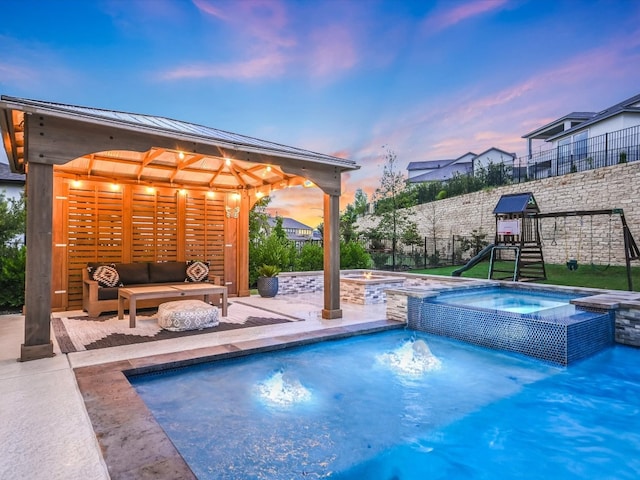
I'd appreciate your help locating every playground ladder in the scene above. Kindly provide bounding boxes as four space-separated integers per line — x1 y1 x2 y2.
488 244 547 282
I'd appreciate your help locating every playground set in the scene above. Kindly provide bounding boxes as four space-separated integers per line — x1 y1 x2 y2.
452 192 640 290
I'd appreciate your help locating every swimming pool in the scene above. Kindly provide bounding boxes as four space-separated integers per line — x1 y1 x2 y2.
434 286 579 315
410 286 613 365
130 330 640 479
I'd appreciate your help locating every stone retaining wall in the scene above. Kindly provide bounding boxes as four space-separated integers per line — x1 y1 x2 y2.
357 162 640 266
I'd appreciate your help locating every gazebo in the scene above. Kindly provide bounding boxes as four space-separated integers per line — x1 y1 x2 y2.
0 95 359 361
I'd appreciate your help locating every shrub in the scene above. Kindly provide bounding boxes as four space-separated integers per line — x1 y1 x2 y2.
0 245 25 308
340 241 372 269
370 252 389 270
296 243 324 271
0 193 25 309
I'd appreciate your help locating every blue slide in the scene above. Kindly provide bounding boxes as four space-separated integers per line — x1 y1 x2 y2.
451 244 495 277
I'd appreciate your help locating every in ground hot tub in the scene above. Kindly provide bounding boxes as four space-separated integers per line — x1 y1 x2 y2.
340 273 405 304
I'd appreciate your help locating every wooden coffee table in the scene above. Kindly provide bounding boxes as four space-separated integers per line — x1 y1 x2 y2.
118 284 228 328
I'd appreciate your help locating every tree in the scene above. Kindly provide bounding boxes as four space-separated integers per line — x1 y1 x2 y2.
353 188 369 216
418 202 446 266
0 192 26 308
370 148 412 270
249 196 276 286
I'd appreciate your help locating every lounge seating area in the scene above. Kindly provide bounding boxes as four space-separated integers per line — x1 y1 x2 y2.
82 260 219 317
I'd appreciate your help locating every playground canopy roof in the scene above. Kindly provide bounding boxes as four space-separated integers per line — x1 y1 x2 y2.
493 192 540 215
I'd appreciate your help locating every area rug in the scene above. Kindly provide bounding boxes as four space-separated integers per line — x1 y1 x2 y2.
52 301 302 353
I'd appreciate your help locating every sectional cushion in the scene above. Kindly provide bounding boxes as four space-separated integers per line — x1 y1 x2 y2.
113 262 150 285
149 261 188 283
97 286 119 300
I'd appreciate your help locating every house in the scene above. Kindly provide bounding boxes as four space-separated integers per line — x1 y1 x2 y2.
472 147 516 172
407 149 515 184
0 161 25 200
407 152 475 183
521 93 640 179
267 216 317 246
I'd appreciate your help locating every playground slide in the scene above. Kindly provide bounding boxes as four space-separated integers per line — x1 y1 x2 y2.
451 244 495 277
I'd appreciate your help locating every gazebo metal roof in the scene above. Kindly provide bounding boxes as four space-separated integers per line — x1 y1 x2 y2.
0 95 358 195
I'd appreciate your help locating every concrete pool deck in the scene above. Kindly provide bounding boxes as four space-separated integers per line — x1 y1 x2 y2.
2 281 640 479
0 292 396 480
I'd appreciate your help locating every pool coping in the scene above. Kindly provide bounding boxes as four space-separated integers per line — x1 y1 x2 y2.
73 319 404 479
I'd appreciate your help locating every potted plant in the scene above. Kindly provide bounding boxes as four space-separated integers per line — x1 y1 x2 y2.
256 264 280 297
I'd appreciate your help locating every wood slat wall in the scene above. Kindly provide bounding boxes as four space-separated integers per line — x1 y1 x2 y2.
54 177 227 310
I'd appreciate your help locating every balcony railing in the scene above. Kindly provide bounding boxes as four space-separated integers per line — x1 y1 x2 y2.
513 124 640 182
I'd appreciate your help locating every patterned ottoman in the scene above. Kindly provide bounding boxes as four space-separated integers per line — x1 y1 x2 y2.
157 299 219 331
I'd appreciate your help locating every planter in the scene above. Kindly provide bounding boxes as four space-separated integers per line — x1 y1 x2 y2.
257 276 279 297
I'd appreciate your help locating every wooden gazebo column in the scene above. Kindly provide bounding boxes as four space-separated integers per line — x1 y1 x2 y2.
322 193 342 319
20 161 55 361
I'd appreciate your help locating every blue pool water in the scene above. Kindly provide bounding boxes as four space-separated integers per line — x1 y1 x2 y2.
130 331 640 479
431 286 582 316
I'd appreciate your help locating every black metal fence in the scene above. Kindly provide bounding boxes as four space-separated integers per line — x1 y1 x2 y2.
513 124 640 183
364 235 483 271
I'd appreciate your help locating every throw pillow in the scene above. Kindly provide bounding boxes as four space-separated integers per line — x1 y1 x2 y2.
91 265 120 288
186 260 209 282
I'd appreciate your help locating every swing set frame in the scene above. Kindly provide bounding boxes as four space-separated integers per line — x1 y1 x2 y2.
528 209 640 291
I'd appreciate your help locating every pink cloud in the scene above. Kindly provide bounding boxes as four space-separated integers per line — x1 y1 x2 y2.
423 0 510 34
164 0 360 82
307 25 358 78
0 62 34 83
350 25 640 172
162 52 288 80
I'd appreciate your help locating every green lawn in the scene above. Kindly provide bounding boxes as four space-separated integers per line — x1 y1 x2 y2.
411 261 640 292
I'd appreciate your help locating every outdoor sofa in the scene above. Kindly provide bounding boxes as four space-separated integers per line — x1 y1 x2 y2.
82 260 219 317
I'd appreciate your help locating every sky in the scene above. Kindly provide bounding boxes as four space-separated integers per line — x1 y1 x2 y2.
1 0 639 227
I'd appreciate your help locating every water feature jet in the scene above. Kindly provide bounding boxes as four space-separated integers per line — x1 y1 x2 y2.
257 369 312 406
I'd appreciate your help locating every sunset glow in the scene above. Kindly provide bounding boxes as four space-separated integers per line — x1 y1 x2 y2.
0 1 638 228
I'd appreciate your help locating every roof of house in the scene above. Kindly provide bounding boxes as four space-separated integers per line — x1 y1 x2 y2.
408 161 472 183
408 153 479 173
267 216 313 231
407 160 455 171
546 92 640 142
0 162 25 184
451 152 477 164
522 112 596 140
473 147 516 160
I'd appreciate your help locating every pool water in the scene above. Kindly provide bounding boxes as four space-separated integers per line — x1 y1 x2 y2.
130 331 640 479
432 286 581 316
